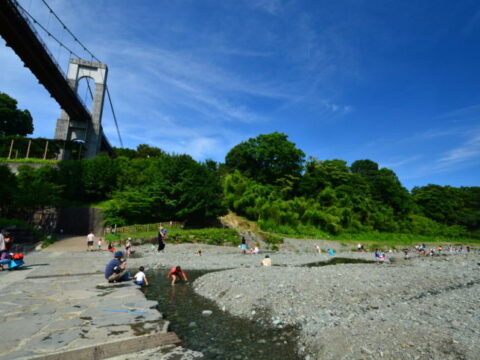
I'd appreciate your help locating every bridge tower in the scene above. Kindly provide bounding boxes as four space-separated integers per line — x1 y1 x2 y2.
54 58 108 159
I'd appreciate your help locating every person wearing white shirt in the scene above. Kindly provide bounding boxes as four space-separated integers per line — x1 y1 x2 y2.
87 232 94 251
134 266 149 286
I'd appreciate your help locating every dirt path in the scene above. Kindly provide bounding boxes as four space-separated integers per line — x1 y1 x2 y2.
43 234 93 252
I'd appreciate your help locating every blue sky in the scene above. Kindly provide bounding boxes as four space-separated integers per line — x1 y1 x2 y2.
1 0 479 189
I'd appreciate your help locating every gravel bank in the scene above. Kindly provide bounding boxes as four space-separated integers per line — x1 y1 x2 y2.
127 241 479 359
191 252 480 359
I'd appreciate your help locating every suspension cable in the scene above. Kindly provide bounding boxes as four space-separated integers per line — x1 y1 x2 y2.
14 1 82 59
106 86 124 148
40 0 100 62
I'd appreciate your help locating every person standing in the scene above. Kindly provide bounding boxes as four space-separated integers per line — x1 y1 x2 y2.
87 232 94 251
240 235 247 254
157 226 166 253
125 238 132 257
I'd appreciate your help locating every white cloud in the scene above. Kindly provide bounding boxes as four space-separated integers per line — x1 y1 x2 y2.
438 133 480 166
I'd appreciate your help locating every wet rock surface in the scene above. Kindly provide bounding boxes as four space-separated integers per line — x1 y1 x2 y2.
0 251 200 360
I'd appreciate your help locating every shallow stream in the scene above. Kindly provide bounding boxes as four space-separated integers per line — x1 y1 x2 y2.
143 258 376 359
144 269 302 360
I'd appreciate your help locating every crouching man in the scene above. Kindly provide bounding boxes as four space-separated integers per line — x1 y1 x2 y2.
105 251 130 282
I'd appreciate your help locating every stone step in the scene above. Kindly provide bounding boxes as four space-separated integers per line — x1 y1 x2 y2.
27 332 181 360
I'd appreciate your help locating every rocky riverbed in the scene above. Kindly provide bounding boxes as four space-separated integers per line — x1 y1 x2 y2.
128 240 480 359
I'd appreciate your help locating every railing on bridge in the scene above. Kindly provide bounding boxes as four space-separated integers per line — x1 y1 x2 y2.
0 136 85 161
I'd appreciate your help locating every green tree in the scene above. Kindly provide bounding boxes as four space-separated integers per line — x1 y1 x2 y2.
81 155 119 201
14 165 62 221
136 144 164 158
0 92 34 136
350 159 379 183
103 154 226 225
225 132 305 184
298 158 351 195
113 147 137 159
0 164 17 216
372 168 412 216
412 185 480 230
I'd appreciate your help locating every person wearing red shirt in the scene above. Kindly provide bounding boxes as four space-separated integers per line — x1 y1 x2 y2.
167 265 188 285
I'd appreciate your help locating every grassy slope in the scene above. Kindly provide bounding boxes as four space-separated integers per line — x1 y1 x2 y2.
223 212 480 250
105 227 240 246
0 158 58 164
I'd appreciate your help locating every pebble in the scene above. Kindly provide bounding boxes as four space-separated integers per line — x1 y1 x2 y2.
201 310 213 317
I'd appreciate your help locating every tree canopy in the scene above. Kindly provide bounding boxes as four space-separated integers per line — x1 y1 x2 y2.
0 126 477 239
225 132 305 184
0 92 34 136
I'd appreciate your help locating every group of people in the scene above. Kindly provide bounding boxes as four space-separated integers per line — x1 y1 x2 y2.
104 251 188 286
239 236 260 255
86 232 104 252
375 243 472 261
374 249 388 262
411 244 470 257
87 231 133 257
313 245 335 256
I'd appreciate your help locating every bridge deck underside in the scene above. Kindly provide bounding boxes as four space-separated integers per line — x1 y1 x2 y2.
0 0 113 155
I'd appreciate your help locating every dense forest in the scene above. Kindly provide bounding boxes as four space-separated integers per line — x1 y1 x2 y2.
1 93 479 239
0 133 478 239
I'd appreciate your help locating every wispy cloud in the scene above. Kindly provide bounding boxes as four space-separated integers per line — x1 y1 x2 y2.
435 103 480 121
381 155 423 169
248 0 283 15
402 129 480 180
438 132 480 166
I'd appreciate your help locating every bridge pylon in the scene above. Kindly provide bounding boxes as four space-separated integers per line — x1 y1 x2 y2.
54 58 108 159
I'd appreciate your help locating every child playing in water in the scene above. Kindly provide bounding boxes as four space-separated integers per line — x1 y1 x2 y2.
167 266 188 285
133 266 149 286
97 237 103 251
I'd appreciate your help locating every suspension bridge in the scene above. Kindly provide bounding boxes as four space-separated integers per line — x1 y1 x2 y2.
0 0 123 159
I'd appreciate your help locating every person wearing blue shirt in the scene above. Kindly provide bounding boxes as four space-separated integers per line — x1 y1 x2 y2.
105 251 129 282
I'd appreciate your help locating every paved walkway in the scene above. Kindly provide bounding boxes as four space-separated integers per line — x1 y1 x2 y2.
0 236 201 360
43 235 93 252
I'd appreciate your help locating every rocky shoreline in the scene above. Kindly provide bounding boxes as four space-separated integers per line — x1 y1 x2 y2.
131 239 479 359
2 238 477 360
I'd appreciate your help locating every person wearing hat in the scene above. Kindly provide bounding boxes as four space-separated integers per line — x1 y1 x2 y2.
105 251 129 282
